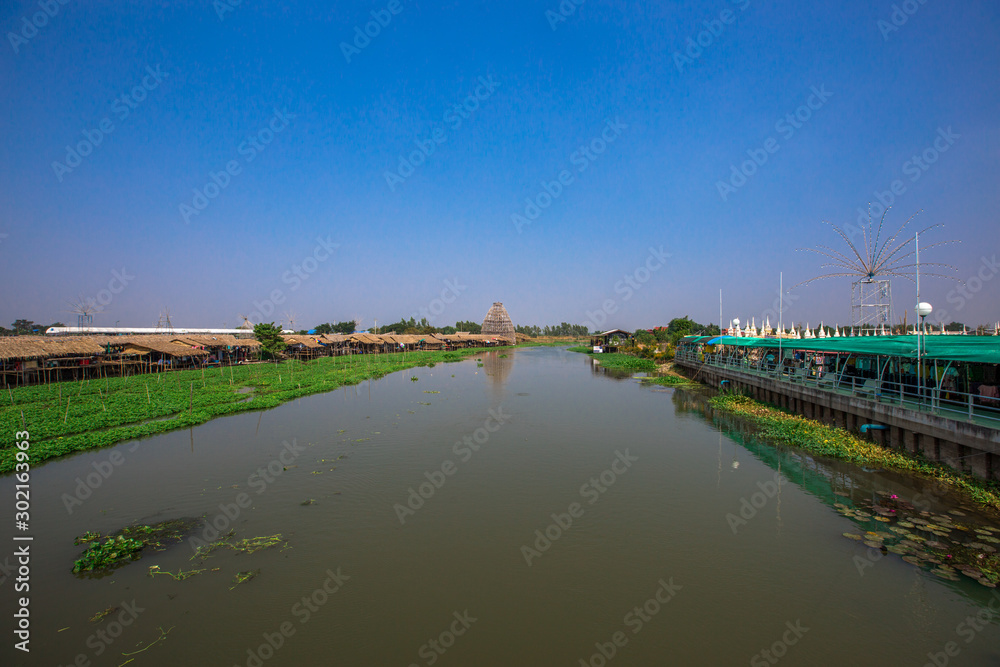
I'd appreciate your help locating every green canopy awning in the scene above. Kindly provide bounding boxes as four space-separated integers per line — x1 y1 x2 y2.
696 335 1000 364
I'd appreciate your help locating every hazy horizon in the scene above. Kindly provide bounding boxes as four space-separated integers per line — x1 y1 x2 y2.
2 1 998 333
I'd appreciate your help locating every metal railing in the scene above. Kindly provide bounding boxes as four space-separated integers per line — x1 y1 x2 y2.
675 348 1000 426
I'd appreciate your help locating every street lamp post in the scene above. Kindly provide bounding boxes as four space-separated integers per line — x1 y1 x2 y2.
916 301 932 405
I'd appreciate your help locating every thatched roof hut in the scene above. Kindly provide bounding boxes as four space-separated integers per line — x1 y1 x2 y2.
481 302 515 344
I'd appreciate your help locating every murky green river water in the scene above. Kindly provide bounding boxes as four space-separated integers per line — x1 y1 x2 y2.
3 347 1000 666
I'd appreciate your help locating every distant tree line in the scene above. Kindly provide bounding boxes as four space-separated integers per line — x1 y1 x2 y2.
0 320 66 336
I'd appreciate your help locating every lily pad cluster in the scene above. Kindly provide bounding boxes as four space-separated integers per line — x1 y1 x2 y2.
838 492 999 587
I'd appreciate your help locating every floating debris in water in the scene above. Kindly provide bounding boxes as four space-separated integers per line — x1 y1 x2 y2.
230 569 260 590
147 565 207 581
89 606 118 622
191 532 289 560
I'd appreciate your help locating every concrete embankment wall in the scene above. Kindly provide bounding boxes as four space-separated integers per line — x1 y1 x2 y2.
675 360 1000 482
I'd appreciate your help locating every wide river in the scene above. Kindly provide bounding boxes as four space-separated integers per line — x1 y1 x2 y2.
3 346 1000 666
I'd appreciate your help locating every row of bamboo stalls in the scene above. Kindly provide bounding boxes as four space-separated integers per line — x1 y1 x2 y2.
291 332 507 357
0 334 261 386
0 336 107 385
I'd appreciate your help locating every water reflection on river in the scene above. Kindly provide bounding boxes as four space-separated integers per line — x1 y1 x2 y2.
3 346 999 666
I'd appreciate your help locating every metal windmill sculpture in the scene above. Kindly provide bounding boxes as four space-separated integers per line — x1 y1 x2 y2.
794 207 960 332
66 296 100 330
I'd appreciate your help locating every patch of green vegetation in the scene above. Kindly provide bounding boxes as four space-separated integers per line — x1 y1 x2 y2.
710 393 1000 510
1 348 486 473
566 346 591 353
191 532 289 560
230 569 260 590
588 353 657 372
72 519 197 574
89 606 118 622
641 375 697 387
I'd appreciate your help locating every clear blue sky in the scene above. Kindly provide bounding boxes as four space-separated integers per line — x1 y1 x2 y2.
2 1 998 332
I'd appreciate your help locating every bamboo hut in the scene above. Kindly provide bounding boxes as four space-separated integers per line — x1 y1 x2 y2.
281 335 326 360
481 302 516 345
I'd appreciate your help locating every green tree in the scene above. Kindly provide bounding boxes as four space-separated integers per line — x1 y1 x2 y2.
254 322 287 360
332 320 357 335
455 320 482 334
634 329 656 345
11 319 38 335
313 323 333 334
